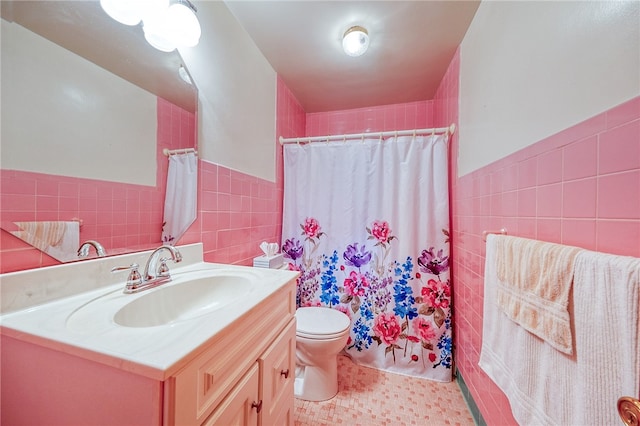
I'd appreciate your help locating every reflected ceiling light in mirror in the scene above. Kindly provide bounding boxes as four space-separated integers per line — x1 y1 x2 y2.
167 1 202 47
99 0 168 26
143 6 178 52
143 0 201 51
342 26 369 57
101 0 201 52
178 65 193 85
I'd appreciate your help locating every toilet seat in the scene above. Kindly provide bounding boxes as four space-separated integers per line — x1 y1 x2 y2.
296 307 350 340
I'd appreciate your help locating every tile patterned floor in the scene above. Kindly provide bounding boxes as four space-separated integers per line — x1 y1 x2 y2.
294 356 475 426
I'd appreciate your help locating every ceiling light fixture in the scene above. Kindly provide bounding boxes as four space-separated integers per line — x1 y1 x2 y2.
342 26 369 57
100 0 201 52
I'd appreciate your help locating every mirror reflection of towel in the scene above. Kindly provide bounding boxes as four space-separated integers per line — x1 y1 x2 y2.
12 221 80 262
13 221 67 249
162 152 198 245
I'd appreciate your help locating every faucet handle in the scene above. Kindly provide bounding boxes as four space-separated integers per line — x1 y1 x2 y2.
111 263 143 288
157 258 171 278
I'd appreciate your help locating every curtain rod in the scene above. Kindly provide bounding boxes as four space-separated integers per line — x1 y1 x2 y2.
279 123 456 145
163 148 198 156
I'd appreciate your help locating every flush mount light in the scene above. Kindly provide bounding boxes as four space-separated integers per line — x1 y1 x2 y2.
342 26 369 57
101 0 201 52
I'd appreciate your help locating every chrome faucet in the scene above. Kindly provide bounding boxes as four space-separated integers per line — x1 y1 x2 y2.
143 245 183 282
111 245 183 294
77 240 106 258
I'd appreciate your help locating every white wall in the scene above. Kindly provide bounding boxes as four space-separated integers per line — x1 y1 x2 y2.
459 1 640 176
1 20 157 186
179 1 277 182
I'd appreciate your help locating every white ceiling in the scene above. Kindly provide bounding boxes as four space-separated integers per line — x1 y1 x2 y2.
2 1 480 115
225 1 481 112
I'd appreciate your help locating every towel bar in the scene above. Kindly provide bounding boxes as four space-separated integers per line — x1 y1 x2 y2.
482 228 507 242
163 148 198 157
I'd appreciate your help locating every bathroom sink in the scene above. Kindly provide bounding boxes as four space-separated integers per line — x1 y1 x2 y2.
65 268 258 334
2 253 299 377
113 274 253 328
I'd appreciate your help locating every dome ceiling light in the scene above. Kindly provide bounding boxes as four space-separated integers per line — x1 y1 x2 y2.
100 0 201 52
342 26 369 57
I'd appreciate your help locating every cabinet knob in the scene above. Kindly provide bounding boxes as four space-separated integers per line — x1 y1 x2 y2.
280 369 290 379
251 400 263 413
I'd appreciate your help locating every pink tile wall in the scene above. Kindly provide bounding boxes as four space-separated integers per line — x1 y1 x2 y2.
451 93 640 425
194 76 306 266
433 48 460 138
306 100 434 136
0 97 195 273
193 162 280 265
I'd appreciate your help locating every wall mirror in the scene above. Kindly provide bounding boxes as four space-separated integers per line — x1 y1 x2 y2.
0 0 198 264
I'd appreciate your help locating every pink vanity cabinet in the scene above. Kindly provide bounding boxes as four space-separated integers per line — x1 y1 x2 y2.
1 279 296 426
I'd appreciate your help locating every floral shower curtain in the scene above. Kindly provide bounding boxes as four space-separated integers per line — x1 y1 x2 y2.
282 134 452 381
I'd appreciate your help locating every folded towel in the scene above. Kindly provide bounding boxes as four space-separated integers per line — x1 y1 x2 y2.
13 221 67 248
480 235 640 425
495 235 581 354
12 221 80 262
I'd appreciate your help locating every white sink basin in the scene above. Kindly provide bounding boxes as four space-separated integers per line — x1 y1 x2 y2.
65 268 258 333
114 274 253 327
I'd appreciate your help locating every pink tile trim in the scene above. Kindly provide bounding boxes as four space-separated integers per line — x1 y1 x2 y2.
606 96 640 129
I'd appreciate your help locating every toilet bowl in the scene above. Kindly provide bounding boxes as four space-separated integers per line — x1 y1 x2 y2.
294 306 351 402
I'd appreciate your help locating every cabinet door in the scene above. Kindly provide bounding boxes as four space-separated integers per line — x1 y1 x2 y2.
259 319 296 426
203 363 260 426
169 282 296 425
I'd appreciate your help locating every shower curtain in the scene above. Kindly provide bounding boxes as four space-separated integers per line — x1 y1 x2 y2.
282 135 452 381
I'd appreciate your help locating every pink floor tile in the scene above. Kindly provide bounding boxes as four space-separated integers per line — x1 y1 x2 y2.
294 356 474 426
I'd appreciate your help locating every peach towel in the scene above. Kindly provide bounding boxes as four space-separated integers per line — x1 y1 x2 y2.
12 221 80 262
495 235 581 354
14 221 67 248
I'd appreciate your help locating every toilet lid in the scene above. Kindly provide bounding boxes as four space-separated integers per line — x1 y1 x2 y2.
296 307 351 338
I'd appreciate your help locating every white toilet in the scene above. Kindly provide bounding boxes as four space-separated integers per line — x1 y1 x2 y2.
294 306 351 401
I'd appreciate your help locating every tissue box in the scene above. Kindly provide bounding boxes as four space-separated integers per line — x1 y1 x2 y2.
253 253 284 269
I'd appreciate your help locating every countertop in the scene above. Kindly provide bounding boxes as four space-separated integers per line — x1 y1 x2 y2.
0 261 298 380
